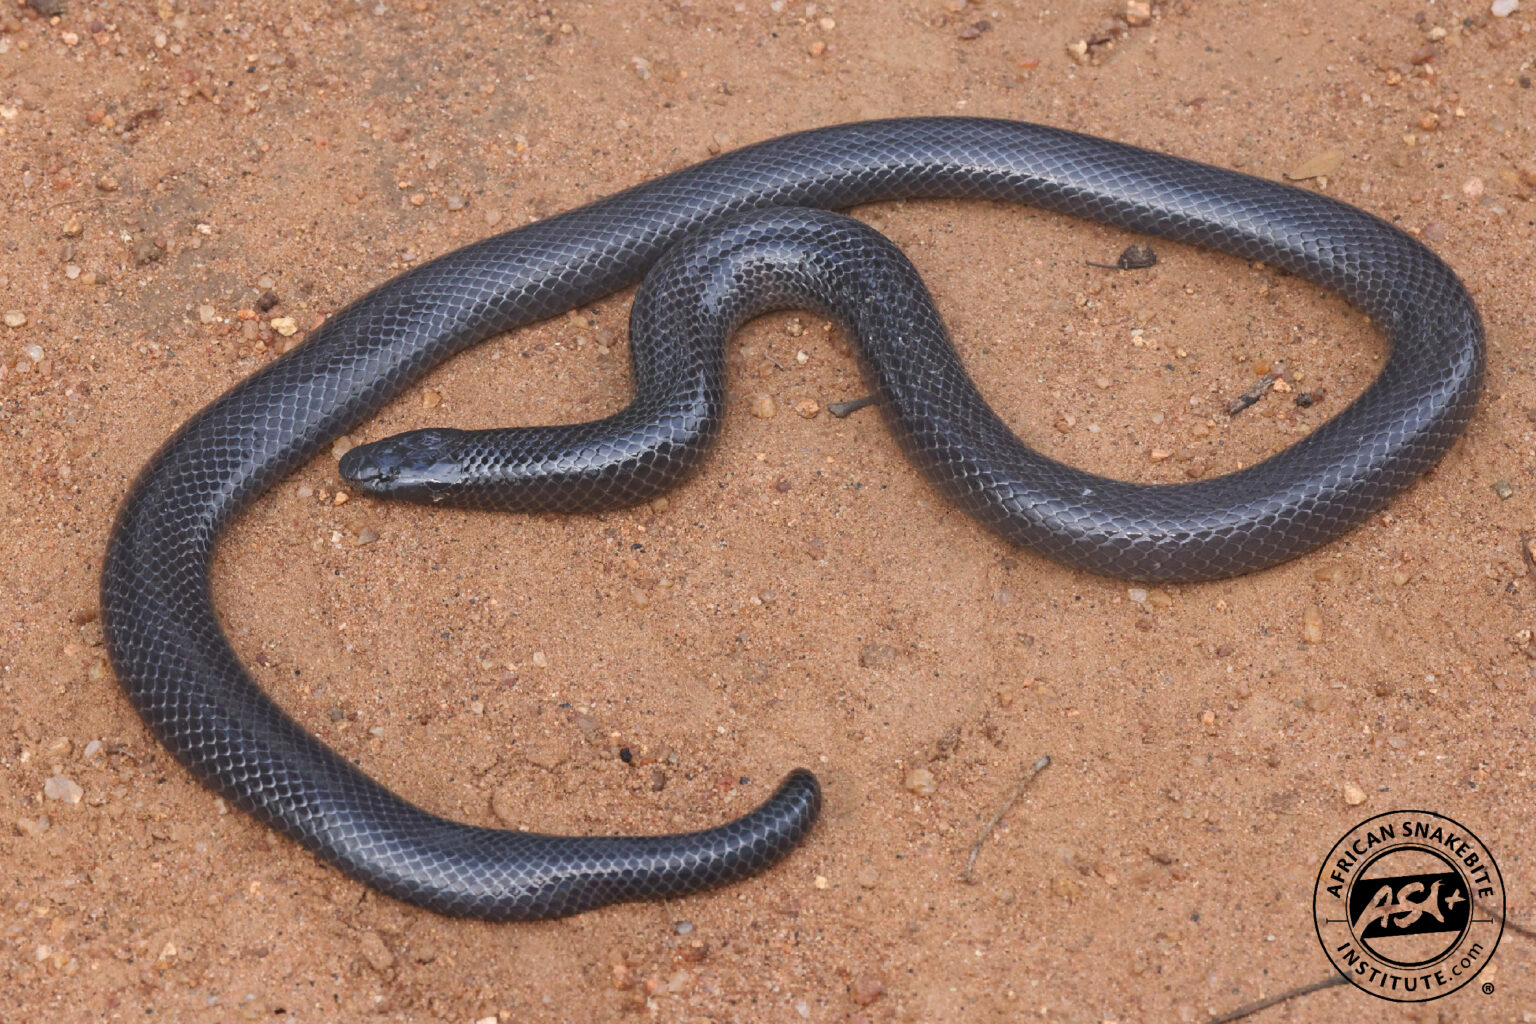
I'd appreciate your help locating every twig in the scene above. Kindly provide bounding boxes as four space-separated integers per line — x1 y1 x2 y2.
1227 371 1279 416
827 394 877 418
1203 975 1347 1024
960 755 1050 884
1492 906 1536 942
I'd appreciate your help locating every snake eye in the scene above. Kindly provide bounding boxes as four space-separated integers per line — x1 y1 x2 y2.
339 428 466 496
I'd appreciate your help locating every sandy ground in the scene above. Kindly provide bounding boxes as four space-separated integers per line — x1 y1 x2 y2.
3 0 1536 1020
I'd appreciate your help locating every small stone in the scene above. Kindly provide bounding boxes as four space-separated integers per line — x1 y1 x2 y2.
1128 587 1148 604
62 216 83 237
1285 149 1343 182
859 643 897 669
355 528 379 546
674 920 694 936
1302 604 1324 645
485 209 503 227
958 19 991 39
96 175 119 192
904 767 937 795
1491 0 1519 15
795 399 820 419
197 305 217 324
1463 177 1485 198
751 394 777 419
1493 481 1515 500
531 651 549 668
651 768 667 791
255 291 280 312
3 310 26 328
15 816 50 837
357 930 394 972
421 388 442 410
490 788 520 824
851 975 885 1006
446 194 466 211
44 776 83 804
269 316 298 337
855 865 880 888
1125 0 1151 25
1343 783 1367 806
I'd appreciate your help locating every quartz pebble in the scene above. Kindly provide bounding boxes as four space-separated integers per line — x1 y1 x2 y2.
904 767 937 795
44 776 83 804
1302 605 1324 644
751 394 777 419
1343 783 1367 806
1491 0 1519 15
3 310 26 328
270 316 298 337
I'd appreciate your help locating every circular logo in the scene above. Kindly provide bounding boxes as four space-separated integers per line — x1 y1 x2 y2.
1314 810 1503 1002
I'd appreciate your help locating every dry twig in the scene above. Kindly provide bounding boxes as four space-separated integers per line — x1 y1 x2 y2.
961 755 1050 884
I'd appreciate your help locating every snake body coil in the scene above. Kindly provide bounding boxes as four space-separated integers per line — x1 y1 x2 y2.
101 119 1482 919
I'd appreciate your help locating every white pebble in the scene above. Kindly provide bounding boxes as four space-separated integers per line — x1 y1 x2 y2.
3 310 26 328
44 777 83 804
1491 0 1518 16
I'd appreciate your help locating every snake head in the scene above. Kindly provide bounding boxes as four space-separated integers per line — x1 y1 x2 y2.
339 428 467 503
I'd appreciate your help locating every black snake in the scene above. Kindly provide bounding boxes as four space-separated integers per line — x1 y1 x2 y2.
100 119 1483 919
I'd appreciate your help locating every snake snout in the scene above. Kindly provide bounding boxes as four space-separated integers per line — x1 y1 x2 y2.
338 428 467 496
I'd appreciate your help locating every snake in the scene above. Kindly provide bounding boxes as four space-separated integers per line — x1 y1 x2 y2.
100 118 1483 920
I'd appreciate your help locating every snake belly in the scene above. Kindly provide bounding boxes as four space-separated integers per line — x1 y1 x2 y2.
101 119 1483 920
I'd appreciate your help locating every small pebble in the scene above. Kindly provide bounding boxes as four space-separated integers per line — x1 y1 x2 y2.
751 394 777 419
62 216 83 238
1343 782 1367 806
673 920 694 936
795 399 820 419
15 816 50 837
422 388 442 410
197 305 217 324
859 643 897 669
1493 480 1514 500
1463 177 1485 198
1491 0 1519 15
355 528 379 546
904 767 937 795
357 930 394 972
851 975 885 1006
269 316 298 337
44 776 83 804
1302 604 1324 644
3 310 26 328
446 194 466 211
531 651 549 668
